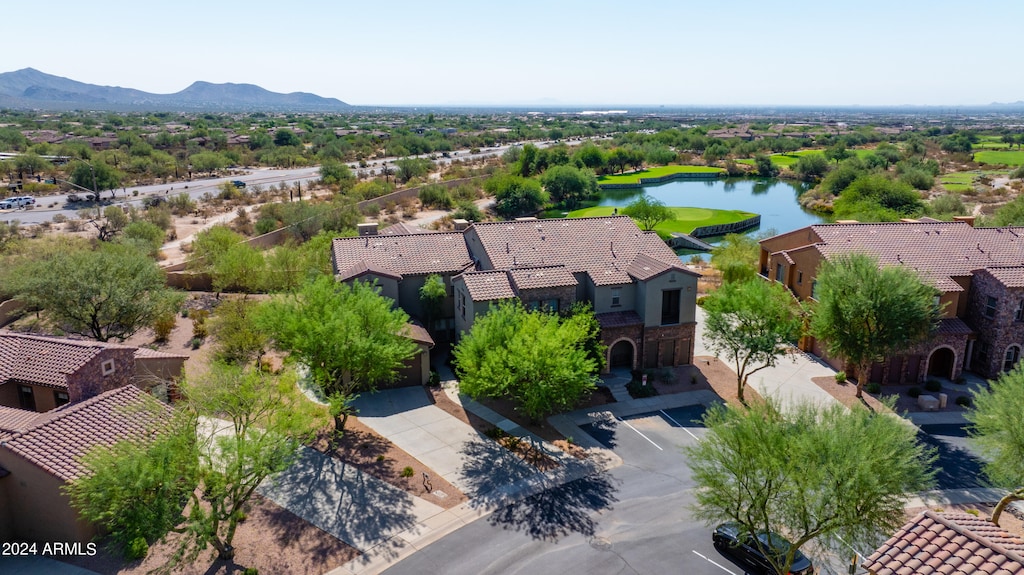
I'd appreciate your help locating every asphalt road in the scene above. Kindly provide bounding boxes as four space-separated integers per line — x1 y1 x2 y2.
0 137 603 225
918 423 988 491
380 405 767 575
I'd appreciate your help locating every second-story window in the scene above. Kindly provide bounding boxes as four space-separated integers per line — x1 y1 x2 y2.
611 288 621 307
797 271 803 285
661 289 681 325
985 296 998 319
775 263 784 282
1015 300 1024 322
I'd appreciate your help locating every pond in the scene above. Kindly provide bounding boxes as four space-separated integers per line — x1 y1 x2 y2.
596 177 827 247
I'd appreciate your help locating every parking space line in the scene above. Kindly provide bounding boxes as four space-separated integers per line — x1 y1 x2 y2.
692 550 739 574
660 409 701 441
617 416 663 450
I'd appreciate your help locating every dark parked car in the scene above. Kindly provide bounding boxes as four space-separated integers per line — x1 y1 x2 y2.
713 522 814 575
231 180 246 188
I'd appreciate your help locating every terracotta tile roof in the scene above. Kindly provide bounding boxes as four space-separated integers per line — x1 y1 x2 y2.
508 266 578 291
863 510 1024 575
468 216 696 287
596 310 643 329
0 405 52 435
937 317 974 336
401 321 434 347
332 232 473 278
1 385 170 481
0 333 133 390
810 222 1024 293
985 266 1024 288
336 259 403 282
459 271 515 302
626 253 678 281
132 348 189 360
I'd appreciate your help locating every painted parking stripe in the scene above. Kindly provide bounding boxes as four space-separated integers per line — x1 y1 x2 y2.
660 409 701 441
692 550 739 574
617 416 663 450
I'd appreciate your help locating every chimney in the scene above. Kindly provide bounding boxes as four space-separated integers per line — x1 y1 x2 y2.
453 218 470 231
953 216 976 227
358 222 379 236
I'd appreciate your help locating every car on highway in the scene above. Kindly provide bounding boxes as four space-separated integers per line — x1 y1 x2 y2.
0 196 35 209
230 180 246 188
66 193 97 203
713 522 814 575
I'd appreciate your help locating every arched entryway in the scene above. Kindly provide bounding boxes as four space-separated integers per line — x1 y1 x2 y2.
609 339 635 369
1003 345 1021 372
927 347 955 379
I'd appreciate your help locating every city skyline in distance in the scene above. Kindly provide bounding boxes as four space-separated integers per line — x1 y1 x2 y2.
7 0 1023 108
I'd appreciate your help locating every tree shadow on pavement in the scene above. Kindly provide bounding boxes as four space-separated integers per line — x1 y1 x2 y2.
458 437 540 503
258 446 418 562
487 471 619 541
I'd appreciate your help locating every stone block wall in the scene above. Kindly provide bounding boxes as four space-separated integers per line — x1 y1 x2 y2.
966 270 1024 377
518 285 577 313
66 348 135 404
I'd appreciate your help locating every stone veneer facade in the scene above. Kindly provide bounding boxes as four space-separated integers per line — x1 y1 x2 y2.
966 269 1024 378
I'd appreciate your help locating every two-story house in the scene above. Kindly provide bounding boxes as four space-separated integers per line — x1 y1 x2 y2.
759 218 1024 382
332 216 700 375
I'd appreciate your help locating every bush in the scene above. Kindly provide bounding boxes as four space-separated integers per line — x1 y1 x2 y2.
152 313 177 343
907 387 922 398
244 568 259 575
834 371 846 384
626 376 658 399
924 379 942 392
866 381 882 394
125 536 148 561
428 370 441 387
955 395 972 407
190 337 203 350
401 466 415 478
191 309 209 340
419 184 454 209
52 213 68 224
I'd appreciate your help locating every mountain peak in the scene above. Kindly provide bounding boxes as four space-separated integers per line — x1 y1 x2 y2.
0 68 349 112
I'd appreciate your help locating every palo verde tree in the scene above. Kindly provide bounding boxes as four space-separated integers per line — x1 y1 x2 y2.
701 279 803 403
453 301 602 421
66 364 318 567
8 243 183 342
621 195 673 232
688 398 935 575
810 253 941 398
257 276 418 433
967 365 1024 526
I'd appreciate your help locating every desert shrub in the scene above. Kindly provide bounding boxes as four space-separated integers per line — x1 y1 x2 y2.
866 381 882 394
955 395 971 407
626 376 658 399
152 313 177 343
191 309 210 340
125 537 148 561
419 184 453 209
907 387 922 398
924 379 942 392
401 466 415 478
52 213 68 224
834 371 846 384
452 200 483 222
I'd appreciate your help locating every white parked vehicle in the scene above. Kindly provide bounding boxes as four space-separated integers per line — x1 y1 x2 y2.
1 196 35 208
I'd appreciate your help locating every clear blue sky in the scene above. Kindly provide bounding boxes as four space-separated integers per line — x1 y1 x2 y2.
8 0 1022 107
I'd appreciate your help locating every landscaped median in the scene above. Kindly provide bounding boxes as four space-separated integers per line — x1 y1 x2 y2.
567 205 758 240
597 165 725 188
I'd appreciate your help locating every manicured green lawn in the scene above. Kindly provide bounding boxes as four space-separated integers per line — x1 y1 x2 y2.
939 172 974 193
597 165 724 185
567 205 757 238
737 148 875 168
974 150 1024 166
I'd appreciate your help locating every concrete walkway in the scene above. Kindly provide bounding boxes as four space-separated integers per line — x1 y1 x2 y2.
0 556 101 575
693 306 841 409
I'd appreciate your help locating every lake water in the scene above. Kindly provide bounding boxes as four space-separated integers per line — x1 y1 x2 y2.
597 177 827 243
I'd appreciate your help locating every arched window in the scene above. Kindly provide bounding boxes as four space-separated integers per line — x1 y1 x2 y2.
1004 345 1021 372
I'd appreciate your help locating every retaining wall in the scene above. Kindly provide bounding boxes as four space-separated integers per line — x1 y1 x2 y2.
598 170 723 189
690 215 761 238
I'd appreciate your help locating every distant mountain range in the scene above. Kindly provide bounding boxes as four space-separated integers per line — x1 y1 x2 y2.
0 68 350 112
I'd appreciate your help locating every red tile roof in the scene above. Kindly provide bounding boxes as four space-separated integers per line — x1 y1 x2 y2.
937 317 974 336
0 405 52 435
336 259 404 282
596 311 643 329
0 385 170 482
508 266 578 291
863 510 1024 575
379 222 431 235
132 348 189 360
332 232 473 278
626 253 679 281
984 266 1024 288
0 333 133 390
468 216 696 287
459 271 516 302
808 222 1024 293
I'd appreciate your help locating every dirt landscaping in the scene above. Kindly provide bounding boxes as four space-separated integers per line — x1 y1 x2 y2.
810 375 976 415
61 494 358 575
